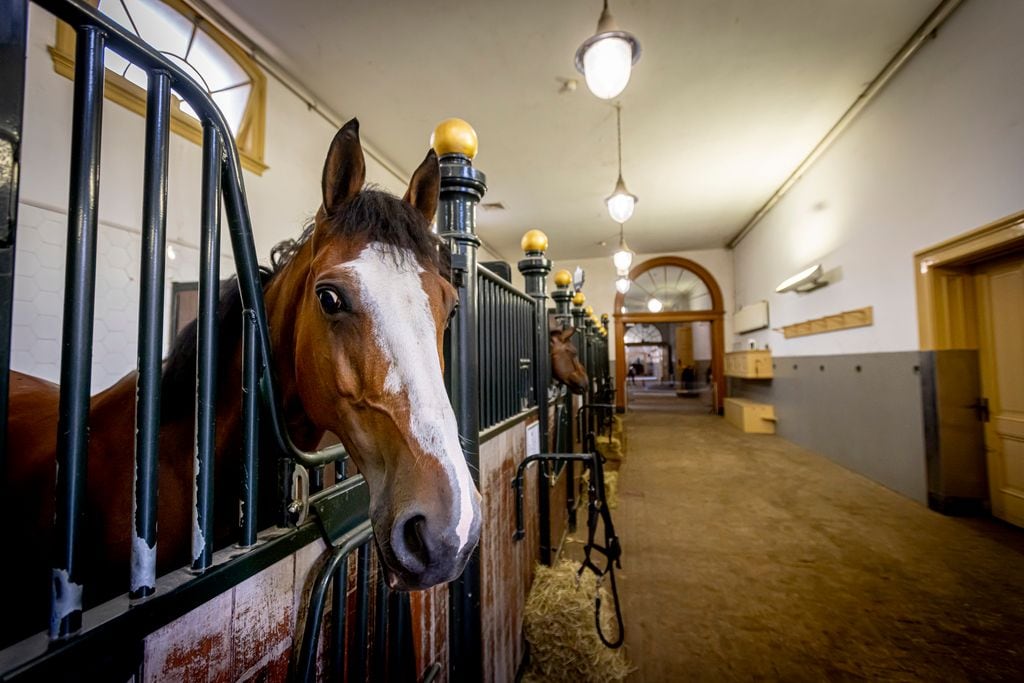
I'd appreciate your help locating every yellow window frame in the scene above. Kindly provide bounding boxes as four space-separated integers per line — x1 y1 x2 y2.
49 0 268 175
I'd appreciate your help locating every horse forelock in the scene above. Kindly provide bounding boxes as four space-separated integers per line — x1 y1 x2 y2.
315 187 448 277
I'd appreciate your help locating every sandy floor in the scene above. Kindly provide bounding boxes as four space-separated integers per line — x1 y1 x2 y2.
602 394 1024 681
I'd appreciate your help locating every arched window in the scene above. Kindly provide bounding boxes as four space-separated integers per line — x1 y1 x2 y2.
623 323 663 344
50 0 267 174
622 264 712 313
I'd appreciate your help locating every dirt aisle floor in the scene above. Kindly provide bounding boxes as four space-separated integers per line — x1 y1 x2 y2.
610 395 1024 681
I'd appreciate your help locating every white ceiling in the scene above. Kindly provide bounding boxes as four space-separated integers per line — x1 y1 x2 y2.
207 0 939 261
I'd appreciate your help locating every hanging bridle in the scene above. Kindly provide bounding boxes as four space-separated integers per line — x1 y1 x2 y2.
511 405 625 649
576 446 624 649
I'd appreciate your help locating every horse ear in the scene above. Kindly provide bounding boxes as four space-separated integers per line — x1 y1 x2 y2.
322 118 365 214
403 149 440 222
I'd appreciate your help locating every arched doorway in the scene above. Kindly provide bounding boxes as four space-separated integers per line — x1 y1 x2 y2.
613 256 725 413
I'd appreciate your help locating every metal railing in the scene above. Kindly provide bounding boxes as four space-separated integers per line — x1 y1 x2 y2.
477 268 537 431
0 0 396 676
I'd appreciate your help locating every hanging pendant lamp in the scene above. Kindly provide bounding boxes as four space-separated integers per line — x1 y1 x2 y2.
575 0 642 100
612 222 633 274
606 103 638 223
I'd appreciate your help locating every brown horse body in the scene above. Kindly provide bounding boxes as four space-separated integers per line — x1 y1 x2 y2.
2 119 481 646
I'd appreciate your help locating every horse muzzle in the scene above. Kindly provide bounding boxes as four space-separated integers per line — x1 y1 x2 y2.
377 496 482 591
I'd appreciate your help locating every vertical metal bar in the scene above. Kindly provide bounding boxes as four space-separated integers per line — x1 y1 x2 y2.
51 25 105 640
130 70 171 600
386 587 400 677
437 136 485 683
192 123 220 573
0 0 28 483
330 557 347 680
518 241 552 565
373 565 389 679
352 542 370 683
479 279 487 428
499 289 507 420
239 308 259 548
485 280 493 427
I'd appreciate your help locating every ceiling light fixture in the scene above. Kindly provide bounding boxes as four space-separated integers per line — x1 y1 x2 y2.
606 102 638 223
615 277 631 294
575 0 642 100
612 222 633 274
647 297 663 313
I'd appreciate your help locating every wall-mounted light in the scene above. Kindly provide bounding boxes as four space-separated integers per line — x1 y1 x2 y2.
775 264 827 293
574 0 642 100
647 297 663 313
615 277 631 294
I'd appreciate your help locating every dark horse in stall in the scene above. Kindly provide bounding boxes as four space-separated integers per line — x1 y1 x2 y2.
2 119 482 645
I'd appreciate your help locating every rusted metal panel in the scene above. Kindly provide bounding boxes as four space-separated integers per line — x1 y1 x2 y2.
480 416 539 682
233 556 295 679
411 584 448 681
143 590 235 682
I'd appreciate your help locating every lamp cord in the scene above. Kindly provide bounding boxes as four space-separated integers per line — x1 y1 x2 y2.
615 101 623 178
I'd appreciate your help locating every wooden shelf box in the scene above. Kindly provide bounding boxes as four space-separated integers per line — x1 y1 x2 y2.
724 350 773 379
724 398 776 434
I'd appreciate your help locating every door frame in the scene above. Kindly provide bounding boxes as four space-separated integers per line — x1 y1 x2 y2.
613 256 725 413
914 210 1024 350
915 210 1024 523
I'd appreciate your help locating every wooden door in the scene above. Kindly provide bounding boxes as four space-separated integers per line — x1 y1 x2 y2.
675 324 694 370
975 255 1024 526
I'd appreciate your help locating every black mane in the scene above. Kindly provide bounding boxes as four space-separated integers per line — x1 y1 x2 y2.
160 188 447 421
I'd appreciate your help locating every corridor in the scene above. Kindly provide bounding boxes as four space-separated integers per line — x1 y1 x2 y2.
612 397 1024 680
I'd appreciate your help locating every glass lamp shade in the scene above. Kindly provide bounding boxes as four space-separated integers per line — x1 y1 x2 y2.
647 297 663 313
606 176 637 223
606 191 636 223
615 277 631 294
581 36 633 100
612 246 633 273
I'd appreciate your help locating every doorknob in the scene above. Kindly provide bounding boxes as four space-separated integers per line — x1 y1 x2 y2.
970 397 990 422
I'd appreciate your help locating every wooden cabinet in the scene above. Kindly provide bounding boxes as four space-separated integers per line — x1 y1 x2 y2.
724 398 776 434
724 350 773 379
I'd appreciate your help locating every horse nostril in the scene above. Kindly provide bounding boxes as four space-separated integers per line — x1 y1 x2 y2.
394 514 430 574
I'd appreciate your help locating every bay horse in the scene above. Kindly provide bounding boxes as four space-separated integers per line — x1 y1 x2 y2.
550 326 588 394
2 119 481 645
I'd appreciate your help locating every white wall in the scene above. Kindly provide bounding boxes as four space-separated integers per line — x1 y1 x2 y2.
14 7 408 390
549 248 734 361
732 0 1024 357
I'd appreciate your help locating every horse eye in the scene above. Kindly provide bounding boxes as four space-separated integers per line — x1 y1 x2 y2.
316 286 347 315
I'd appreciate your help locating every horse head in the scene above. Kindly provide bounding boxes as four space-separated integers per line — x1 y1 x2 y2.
278 119 481 590
550 326 588 394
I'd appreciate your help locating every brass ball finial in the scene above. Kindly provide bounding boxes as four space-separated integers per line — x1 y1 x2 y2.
554 270 573 287
430 118 478 159
600 313 609 323
520 229 549 253
585 306 594 316
572 292 586 306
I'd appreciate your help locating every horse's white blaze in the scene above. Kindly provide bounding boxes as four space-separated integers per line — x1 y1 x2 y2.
345 243 476 551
